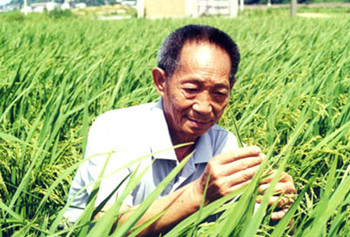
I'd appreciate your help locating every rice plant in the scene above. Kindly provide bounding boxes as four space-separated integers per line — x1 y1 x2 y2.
0 8 349 236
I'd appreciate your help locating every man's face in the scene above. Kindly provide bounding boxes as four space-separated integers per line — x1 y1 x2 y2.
158 41 233 144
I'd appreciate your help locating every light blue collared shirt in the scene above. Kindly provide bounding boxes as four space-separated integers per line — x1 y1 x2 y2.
64 99 239 222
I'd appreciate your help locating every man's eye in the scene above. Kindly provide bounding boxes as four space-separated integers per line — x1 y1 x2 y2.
215 91 227 96
184 88 198 93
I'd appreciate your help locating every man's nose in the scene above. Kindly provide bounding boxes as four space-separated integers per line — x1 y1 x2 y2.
192 92 212 114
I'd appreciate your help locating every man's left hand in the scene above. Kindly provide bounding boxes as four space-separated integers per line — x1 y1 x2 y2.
257 171 296 220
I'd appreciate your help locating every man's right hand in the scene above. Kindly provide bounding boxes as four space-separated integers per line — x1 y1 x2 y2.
100 146 265 236
192 146 263 204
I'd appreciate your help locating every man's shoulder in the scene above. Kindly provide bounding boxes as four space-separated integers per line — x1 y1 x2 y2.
95 102 156 124
87 102 158 141
85 102 158 157
92 103 155 127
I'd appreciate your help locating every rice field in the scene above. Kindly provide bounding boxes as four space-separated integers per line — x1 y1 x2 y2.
0 8 349 236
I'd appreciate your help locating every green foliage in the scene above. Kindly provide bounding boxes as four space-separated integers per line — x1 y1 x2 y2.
0 8 350 236
46 9 75 19
0 10 25 21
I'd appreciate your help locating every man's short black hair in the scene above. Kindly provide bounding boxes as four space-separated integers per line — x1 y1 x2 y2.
157 24 240 85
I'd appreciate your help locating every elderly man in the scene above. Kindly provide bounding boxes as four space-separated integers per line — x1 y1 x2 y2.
65 24 295 235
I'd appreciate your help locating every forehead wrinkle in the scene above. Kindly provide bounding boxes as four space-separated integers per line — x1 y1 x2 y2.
177 63 230 89
177 42 230 80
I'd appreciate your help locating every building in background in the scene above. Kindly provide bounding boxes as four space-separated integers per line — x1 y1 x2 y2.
138 0 238 19
30 2 59 12
16 0 86 14
0 3 20 12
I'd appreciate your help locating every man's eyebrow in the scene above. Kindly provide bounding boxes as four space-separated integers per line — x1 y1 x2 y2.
213 83 230 89
181 79 229 89
181 78 204 84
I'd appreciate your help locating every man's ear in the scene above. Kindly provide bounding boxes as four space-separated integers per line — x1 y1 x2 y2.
152 67 167 96
230 77 237 91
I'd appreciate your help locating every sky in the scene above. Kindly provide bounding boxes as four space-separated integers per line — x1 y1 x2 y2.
0 0 12 6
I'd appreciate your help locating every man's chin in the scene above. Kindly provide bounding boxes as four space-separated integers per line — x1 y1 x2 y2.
185 126 211 138
176 121 213 142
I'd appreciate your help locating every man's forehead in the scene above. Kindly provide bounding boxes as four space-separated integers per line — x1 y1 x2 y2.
168 41 231 87
178 41 231 70
179 40 230 63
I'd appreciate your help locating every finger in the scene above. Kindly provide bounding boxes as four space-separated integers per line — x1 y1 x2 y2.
227 179 251 193
256 196 294 208
227 165 260 186
259 172 296 195
209 165 261 197
259 170 279 184
258 181 296 195
270 208 289 221
220 156 262 176
260 171 293 185
216 146 261 164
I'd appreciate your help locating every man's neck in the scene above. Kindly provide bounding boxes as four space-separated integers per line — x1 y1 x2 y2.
175 145 195 162
169 131 197 162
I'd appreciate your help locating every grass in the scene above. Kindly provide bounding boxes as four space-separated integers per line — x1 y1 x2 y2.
0 7 350 236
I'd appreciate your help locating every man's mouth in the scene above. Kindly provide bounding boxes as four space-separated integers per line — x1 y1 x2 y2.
187 117 212 127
